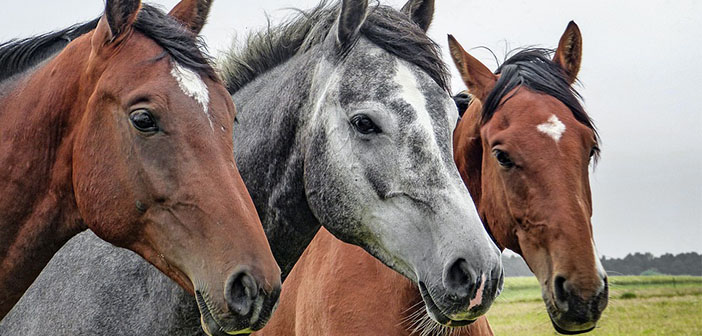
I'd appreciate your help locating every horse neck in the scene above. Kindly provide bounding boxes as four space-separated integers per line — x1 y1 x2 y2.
454 102 514 254
454 104 484 210
0 36 92 317
231 51 323 280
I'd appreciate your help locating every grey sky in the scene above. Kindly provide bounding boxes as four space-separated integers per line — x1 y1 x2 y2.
2 0 700 258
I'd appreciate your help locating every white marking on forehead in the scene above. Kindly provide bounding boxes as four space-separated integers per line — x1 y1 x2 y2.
537 114 566 142
170 61 212 130
392 60 463 183
394 62 436 139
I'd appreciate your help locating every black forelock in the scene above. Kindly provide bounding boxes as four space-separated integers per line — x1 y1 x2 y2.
133 4 215 79
482 48 600 159
220 1 450 93
0 4 215 83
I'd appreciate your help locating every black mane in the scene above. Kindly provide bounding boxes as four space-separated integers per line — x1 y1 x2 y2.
0 19 99 82
220 1 450 93
0 4 214 83
482 48 600 158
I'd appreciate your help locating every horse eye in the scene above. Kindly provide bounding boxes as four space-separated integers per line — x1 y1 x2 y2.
129 109 158 134
351 114 381 135
493 149 515 168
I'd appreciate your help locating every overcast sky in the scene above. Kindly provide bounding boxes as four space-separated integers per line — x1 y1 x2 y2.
2 0 700 258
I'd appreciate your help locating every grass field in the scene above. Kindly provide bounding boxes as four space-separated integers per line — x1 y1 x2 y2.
486 276 702 335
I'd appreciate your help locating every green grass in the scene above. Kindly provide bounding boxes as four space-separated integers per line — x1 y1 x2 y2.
486 276 702 335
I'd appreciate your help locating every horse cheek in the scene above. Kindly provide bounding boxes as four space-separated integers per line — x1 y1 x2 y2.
72 118 141 246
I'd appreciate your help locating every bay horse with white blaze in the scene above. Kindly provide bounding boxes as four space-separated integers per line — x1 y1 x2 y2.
0 0 503 334
256 21 608 335
0 1 281 334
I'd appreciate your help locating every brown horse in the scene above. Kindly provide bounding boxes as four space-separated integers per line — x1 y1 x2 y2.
0 0 281 334
256 21 607 335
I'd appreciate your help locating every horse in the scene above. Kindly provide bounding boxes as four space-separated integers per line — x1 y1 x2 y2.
0 0 503 334
0 1 282 334
254 21 609 336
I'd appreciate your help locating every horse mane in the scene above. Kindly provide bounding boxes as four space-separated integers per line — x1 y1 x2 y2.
0 4 215 83
0 19 99 82
220 1 450 93
481 48 600 160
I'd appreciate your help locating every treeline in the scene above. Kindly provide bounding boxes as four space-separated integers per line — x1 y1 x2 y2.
502 252 702 277
601 252 702 276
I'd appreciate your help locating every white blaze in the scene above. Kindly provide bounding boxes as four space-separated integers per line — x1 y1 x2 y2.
394 62 437 147
537 114 566 142
392 61 489 245
170 61 212 130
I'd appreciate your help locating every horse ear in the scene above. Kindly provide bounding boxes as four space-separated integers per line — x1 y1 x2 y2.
447 35 496 103
553 21 582 84
93 0 141 47
169 0 213 34
401 0 435 32
336 0 368 48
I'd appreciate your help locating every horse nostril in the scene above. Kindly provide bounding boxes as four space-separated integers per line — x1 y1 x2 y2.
554 275 568 305
445 258 473 298
225 270 259 317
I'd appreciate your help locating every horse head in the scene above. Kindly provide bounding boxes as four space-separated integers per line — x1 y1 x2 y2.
450 22 608 333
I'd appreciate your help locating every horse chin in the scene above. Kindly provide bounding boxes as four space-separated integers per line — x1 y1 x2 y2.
418 282 477 327
543 297 597 335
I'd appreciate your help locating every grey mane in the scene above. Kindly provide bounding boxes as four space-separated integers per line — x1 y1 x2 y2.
220 1 450 93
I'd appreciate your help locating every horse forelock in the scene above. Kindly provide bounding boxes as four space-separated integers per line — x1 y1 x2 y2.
480 48 600 161
219 1 449 94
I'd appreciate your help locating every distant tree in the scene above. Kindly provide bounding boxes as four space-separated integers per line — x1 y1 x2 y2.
601 252 701 276
640 268 663 276
502 252 702 277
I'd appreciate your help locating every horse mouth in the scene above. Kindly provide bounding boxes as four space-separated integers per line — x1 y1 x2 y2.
546 306 598 335
196 291 253 336
418 282 476 327
543 292 599 335
550 318 596 335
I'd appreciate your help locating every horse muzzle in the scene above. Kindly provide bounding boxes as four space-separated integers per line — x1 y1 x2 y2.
546 275 609 334
195 269 281 336
418 260 504 327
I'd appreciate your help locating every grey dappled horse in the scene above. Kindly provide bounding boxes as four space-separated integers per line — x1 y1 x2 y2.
1 0 502 334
